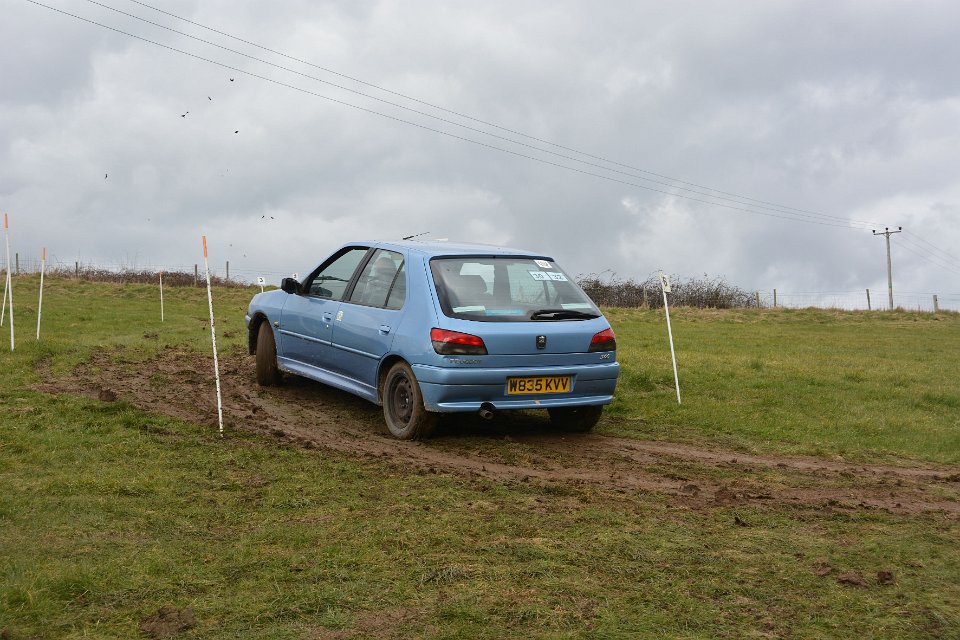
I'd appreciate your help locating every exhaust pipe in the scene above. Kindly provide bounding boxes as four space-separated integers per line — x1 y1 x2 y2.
478 403 495 420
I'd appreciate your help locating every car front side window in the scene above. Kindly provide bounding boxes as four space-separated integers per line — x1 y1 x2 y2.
306 248 369 300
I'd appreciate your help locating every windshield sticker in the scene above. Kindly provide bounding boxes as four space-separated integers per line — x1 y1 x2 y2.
529 271 550 281
547 272 568 281
561 302 593 310
453 305 486 313
484 309 525 316
534 260 552 269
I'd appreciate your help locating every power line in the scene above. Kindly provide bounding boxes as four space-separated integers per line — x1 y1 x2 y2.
21 0 960 275
903 230 960 267
23 0 867 230
897 235 960 271
124 0 887 228
78 0 875 229
895 241 960 277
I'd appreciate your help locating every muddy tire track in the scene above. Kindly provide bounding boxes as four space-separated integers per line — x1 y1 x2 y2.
35 346 960 515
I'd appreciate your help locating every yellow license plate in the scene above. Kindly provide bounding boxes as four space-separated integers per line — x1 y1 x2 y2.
506 376 571 395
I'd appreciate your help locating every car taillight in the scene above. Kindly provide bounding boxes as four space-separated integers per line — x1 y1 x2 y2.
589 327 616 352
431 328 488 355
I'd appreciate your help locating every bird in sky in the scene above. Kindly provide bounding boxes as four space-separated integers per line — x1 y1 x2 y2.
234 130 239 133
104 173 108 179
208 96 212 100
229 78 234 82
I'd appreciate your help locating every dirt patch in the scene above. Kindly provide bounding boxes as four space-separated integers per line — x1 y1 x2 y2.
139 605 196 638
35 346 960 516
310 608 425 639
836 571 869 588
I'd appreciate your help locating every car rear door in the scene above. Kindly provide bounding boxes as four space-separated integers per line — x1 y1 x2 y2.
329 249 407 389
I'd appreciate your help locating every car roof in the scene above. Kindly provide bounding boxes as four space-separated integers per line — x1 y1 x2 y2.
357 240 553 260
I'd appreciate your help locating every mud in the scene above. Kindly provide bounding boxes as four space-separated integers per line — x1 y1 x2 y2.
139 605 196 638
36 346 960 516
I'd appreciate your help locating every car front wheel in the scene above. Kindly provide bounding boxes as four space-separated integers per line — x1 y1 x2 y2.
383 362 437 440
548 405 602 432
255 321 281 386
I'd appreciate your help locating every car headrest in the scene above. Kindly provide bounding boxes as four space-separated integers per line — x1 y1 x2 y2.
456 274 489 295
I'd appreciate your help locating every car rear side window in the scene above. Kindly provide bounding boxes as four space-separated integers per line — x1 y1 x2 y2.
348 249 405 309
430 257 600 322
385 263 406 310
307 247 368 300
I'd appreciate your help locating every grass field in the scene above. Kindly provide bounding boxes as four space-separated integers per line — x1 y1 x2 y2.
605 305 960 464
1 275 958 638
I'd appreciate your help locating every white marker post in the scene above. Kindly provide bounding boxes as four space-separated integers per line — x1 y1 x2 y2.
256 276 265 293
660 272 681 404
159 271 164 322
202 236 224 437
3 214 13 351
0 257 7 327
36 247 46 340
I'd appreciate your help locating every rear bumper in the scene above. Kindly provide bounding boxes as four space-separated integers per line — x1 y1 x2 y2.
412 362 620 412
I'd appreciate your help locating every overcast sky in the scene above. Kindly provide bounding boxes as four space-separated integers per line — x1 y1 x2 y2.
3 0 959 308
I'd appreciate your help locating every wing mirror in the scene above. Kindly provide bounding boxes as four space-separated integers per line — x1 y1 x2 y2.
280 277 301 294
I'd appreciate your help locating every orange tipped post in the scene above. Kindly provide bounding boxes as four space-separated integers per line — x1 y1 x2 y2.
2 213 13 350
159 271 164 322
202 235 224 437
0 217 6 328
36 246 46 340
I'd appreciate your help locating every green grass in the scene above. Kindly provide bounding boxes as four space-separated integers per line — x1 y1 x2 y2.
1 276 958 638
604 306 960 464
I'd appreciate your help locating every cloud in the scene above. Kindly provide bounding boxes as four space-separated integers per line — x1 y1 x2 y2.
2 0 958 309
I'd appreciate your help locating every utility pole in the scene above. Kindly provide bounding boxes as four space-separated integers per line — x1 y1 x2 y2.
872 226 902 311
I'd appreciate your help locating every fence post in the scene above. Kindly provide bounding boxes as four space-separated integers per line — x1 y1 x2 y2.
773 288 777 308
75 261 79 279
15 253 18 275
755 291 761 309
642 288 648 309
866 289 871 311
194 264 199 286
226 261 229 282
933 294 939 313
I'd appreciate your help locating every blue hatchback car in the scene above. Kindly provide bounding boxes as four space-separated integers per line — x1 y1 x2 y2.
246 241 620 439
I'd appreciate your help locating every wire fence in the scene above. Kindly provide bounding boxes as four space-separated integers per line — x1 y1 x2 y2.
3 258 958 312
3 257 272 288
573 274 958 313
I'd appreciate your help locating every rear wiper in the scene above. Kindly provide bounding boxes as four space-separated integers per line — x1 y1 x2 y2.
530 308 600 320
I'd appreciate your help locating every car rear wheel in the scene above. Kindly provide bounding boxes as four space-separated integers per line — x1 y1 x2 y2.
383 362 437 440
548 405 602 432
255 321 281 386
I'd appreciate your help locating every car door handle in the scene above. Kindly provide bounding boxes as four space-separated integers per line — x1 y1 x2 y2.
322 313 333 322
379 325 391 335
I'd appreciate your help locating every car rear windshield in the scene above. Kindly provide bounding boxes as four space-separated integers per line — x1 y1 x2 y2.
430 256 601 322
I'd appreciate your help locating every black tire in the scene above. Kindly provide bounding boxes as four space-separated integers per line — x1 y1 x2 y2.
548 405 603 432
382 362 437 440
255 321 281 386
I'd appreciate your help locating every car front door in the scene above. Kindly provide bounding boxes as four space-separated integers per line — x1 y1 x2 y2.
329 249 407 389
278 247 370 369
